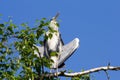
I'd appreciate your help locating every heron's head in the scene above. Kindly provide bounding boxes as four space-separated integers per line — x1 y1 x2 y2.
49 13 59 30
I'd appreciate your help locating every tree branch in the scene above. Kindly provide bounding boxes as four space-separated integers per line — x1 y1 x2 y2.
43 66 120 77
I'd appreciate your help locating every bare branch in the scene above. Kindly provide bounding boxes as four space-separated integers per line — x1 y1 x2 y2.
42 66 120 77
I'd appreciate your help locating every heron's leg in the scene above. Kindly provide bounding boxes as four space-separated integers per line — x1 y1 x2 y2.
56 59 59 77
49 69 53 79
50 69 53 73
50 69 51 73
56 61 58 76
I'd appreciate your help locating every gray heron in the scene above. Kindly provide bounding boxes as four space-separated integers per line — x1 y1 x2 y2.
44 13 64 69
34 13 80 70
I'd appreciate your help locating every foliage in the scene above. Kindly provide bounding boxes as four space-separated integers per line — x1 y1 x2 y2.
71 74 90 80
0 17 90 80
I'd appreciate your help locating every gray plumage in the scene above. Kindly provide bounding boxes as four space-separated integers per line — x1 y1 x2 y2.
34 13 80 69
44 13 63 68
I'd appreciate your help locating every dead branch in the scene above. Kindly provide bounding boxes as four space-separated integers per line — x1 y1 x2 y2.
43 66 120 77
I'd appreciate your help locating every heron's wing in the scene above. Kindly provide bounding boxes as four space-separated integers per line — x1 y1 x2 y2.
34 45 44 58
58 38 80 68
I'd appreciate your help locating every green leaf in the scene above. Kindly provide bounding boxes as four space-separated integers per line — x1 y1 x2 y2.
36 29 45 39
50 51 58 56
2 37 6 42
0 29 3 35
42 18 46 20
31 27 36 30
15 31 19 34
21 23 28 27
56 23 59 27
48 33 53 39
0 24 4 27
68 70 73 73
10 23 17 28
7 26 13 34
39 41 44 45
48 26 57 33
71 77 80 80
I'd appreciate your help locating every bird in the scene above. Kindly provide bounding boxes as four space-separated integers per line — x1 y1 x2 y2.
44 13 64 72
34 13 80 70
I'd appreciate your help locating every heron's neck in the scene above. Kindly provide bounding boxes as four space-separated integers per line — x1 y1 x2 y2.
53 26 58 31
49 21 59 31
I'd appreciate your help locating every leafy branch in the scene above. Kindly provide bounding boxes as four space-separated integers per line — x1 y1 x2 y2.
0 15 120 80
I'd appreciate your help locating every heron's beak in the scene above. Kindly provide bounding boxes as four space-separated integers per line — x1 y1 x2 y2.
54 13 59 20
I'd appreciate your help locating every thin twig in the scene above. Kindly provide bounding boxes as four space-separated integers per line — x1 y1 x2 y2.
104 70 110 80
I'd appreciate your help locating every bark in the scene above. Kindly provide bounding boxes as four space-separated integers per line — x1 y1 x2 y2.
42 66 120 77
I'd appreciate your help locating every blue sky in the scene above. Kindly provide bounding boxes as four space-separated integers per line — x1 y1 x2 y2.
0 0 120 80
